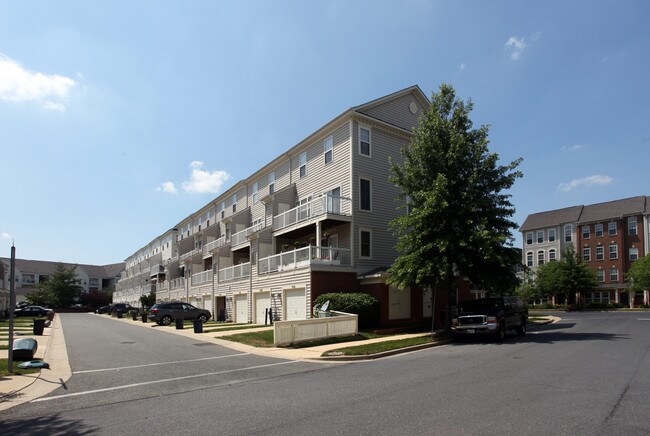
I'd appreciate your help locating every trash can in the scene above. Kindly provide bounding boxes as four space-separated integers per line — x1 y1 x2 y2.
116 310 123 319
141 313 148 323
46 311 55 321
193 319 203 333
33 319 46 335
318 311 331 318
13 338 38 360
175 317 184 329
131 311 138 321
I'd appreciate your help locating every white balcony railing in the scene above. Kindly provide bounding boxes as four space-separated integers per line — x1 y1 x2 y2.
231 222 265 247
273 195 351 232
218 262 251 282
169 277 186 290
155 281 169 292
258 245 351 274
203 236 227 255
191 270 214 286
150 264 165 275
179 248 200 262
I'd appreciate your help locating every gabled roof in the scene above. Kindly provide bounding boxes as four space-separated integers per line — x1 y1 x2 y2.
352 85 429 114
577 196 647 223
0 258 125 278
520 206 583 231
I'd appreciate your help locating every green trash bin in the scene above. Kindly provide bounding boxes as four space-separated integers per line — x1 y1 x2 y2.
33 319 46 335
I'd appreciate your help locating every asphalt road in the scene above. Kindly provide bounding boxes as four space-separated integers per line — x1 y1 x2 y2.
2 312 650 435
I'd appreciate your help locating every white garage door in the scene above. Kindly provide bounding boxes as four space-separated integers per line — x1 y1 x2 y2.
234 294 248 323
389 286 411 320
254 292 271 324
284 288 306 321
203 296 213 318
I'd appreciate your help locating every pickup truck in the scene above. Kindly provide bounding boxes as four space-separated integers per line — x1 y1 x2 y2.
451 296 528 342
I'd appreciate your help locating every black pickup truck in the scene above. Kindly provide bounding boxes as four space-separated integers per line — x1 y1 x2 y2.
451 296 528 342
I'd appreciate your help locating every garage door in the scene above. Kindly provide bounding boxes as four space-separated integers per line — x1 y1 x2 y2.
234 294 248 323
203 296 213 318
389 286 411 320
254 292 271 324
284 288 306 321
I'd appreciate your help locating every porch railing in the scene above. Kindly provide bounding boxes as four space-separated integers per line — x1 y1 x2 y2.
191 270 214 286
218 262 251 282
258 245 351 274
231 221 265 247
203 236 227 254
273 195 351 231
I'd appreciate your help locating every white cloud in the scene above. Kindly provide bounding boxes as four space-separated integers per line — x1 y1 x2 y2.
561 144 586 152
1 232 12 240
157 181 178 194
0 53 75 110
459 63 466 72
181 161 231 194
505 36 527 60
557 175 614 192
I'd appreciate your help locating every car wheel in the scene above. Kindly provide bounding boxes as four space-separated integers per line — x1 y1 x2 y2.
516 316 527 336
198 314 208 323
160 315 172 326
495 322 506 342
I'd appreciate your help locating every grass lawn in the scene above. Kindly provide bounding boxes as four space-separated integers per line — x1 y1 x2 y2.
0 358 41 376
221 330 386 349
203 325 273 333
322 335 436 356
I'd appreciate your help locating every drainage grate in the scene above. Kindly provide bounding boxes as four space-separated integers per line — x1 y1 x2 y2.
192 343 218 347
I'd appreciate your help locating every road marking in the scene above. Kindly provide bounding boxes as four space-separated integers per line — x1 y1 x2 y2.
637 318 650 321
33 360 298 403
73 353 249 374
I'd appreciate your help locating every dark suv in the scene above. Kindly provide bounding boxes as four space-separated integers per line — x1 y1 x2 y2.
452 296 528 341
147 302 211 326
111 303 135 315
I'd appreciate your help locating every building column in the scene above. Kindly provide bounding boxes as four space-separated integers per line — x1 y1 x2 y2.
316 221 322 259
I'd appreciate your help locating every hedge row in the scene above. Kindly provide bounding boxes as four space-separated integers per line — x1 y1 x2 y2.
313 292 379 328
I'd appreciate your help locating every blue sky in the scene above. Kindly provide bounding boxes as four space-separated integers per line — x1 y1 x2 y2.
1 1 648 265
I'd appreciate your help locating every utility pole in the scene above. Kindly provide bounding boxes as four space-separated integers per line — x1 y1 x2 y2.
8 244 16 373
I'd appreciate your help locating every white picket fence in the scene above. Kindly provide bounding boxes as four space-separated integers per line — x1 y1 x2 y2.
273 311 358 346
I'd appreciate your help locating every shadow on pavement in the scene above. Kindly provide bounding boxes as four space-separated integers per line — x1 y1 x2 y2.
0 414 99 435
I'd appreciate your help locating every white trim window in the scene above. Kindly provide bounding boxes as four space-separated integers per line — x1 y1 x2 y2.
548 229 556 242
608 222 617 236
324 135 333 164
630 247 639 261
596 245 604 261
597 269 605 282
582 247 591 262
359 126 371 157
537 250 545 265
526 232 533 245
609 243 618 260
582 226 590 239
537 230 544 244
564 224 573 242
299 152 307 178
220 201 225 219
595 223 603 237
360 229 372 259
232 193 237 213
628 216 637 235
268 171 275 194
526 252 533 267
548 249 557 262
610 267 619 282
252 182 259 204
360 178 372 211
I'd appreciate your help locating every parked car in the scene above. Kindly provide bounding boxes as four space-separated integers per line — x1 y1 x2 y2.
96 305 112 314
14 305 54 318
147 302 211 326
451 296 528 342
111 303 136 315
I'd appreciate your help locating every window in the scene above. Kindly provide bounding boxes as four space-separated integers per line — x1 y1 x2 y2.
610 267 619 282
597 269 605 282
537 231 544 244
220 201 225 219
360 178 371 211
360 229 372 258
252 182 258 204
268 171 275 194
609 243 618 260
526 232 533 245
548 229 556 242
582 226 590 239
537 250 545 265
582 247 591 262
608 222 617 236
325 187 341 214
586 291 609 304
232 193 237 213
630 247 639 261
324 135 333 164
564 224 573 242
299 152 307 178
526 252 533 267
359 126 371 156
596 245 604 260
595 223 603 237
548 249 556 262
628 217 637 235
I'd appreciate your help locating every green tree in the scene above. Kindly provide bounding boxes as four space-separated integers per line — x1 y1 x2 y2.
388 83 522 330
36 263 83 308
139 291 156 309
534 248 598 306
626 255 650 308
25 287 58 308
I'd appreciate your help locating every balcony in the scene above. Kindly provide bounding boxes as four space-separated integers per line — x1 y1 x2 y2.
203 236 227 255
155 281 169 292
179 248 200 262
169 277 186 290
258 245 351 274
218 262 251 282
273 195 351 232
231 222 265 248
150 264 165 276
191 270 214 286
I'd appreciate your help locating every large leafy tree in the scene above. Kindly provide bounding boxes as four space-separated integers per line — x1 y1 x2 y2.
626 254 650 308
388 83 522 330
534 248 598 306
36 263 83 308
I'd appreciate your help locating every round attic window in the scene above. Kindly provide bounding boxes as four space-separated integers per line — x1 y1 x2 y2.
409 101 418 114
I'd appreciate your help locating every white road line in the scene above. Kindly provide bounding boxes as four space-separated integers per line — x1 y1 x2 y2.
33 360 298 403
637 318 650 321
73 353 249 374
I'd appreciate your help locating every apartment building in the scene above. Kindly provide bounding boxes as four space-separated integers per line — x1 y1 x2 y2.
520 196 650 306
114 86 471 326
0 257 124 303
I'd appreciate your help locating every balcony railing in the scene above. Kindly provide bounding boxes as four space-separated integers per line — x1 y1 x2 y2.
179 248 200 262
218 262 251 282
155 281 169 292
258 245 351 274
203 236 227 255
231 222 265 247
191 270 214 286
169 277 186 290
150 264 165 276
273 195 351 232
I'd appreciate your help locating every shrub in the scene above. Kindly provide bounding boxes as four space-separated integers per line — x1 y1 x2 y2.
314 292 380 328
